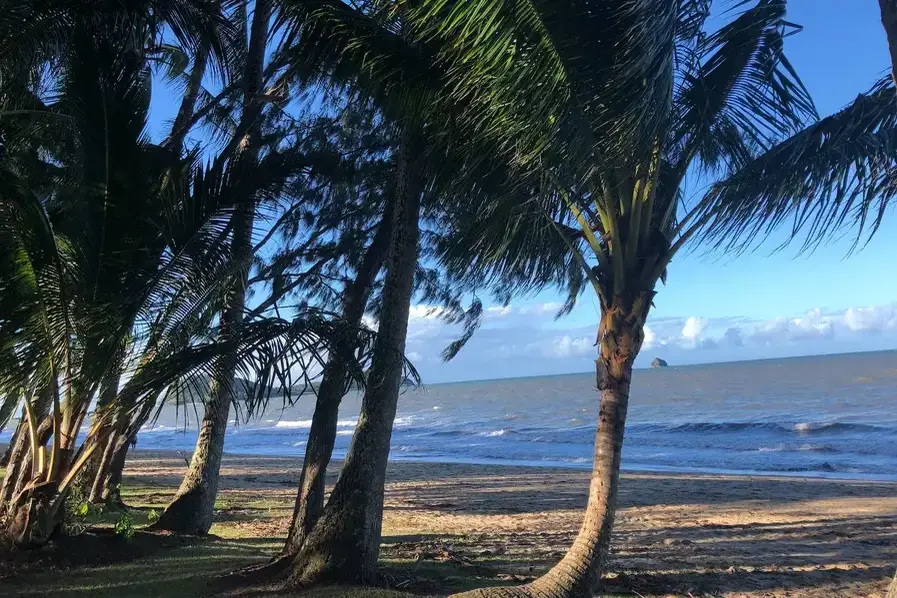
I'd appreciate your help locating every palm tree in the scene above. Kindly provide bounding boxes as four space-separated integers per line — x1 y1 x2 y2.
150 0 275 535
267 0 677 585
429 0 897 596
0 0 350 547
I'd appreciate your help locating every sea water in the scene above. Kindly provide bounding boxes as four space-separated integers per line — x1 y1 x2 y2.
106 350 897 480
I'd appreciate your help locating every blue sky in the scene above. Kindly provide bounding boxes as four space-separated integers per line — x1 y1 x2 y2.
404 1 897 382
148 1 897 383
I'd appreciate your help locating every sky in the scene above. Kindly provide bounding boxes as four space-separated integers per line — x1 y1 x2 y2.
147 1 897 384
402 1 897 382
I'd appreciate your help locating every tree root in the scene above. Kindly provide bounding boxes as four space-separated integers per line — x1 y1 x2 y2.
207 553 293 593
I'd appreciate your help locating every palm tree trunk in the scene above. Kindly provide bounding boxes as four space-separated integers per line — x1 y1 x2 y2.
88 431 121 504
0 416 27 472
289 129 423 586
452 295 651 598
283 206 392 556
166 40 210 152
0 388 52 507
151 0 270 536
0 418 27 503
879 0 897 88
75 370 121 499
887 569 897 598
90 390 161 505
150 205 254 535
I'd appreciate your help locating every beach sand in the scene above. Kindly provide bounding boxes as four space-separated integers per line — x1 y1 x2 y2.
117 450 897 597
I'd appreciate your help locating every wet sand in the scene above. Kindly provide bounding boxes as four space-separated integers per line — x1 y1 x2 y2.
121 450 897 597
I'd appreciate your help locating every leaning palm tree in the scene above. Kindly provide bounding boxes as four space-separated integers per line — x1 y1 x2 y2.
268 0 678 586
429 0 897 596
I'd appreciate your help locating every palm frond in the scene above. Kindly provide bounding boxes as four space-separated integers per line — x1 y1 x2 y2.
671 0 818 177
699 78 897 252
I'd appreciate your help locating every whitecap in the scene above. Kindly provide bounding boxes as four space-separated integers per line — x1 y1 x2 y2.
276 419 314 429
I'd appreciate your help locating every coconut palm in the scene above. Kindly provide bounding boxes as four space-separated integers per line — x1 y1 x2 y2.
0 1 355 547
266 0 679 586
426 0 897 595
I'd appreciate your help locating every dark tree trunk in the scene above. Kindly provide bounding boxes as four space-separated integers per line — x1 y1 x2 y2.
451 295 651 598
88 431 121 504
166 41 210 153
151 0 270 536
879 0 897 88
289 130 423 586
0 393 19 437
0 419 27 504
283 207 392 556
75 371 121 499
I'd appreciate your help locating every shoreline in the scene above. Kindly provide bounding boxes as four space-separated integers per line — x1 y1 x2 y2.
144 448 897 484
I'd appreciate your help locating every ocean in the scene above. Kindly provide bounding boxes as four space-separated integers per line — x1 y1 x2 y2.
74 351 897 480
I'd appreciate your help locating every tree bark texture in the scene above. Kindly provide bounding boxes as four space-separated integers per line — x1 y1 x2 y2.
283 207 392 555
0 393 19 436
0 419 28 504
451 294 651 598
887 567 897 598
879 0 897 88
289 131 423 586
151 0 270 536
89 392 160 505
74 370 121 499
0 388 52 507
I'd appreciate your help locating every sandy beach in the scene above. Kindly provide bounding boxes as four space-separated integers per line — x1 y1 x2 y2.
115 450 897 597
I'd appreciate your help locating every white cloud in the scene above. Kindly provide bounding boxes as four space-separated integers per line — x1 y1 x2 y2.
750 308 834 345
399 299 897 382
485 305 513 318
550 335 592 357
843 305 897 333
643 326 656 349
681 316 709 346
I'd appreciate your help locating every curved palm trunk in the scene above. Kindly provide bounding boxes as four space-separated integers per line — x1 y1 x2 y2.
452 295 650 598
151 0 270 536
0 419 27 502
283 209 392 555
0 388 52 507
289 130 423 586
75 370 122 499
151 205 255 535
89 390 161 505
166 42 210 153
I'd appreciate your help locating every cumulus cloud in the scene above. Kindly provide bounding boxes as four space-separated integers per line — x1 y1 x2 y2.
750 308 835 345
550 335 592 357
643 326 657 349
399 299 897 382
681 317 708 346
843 305 897 333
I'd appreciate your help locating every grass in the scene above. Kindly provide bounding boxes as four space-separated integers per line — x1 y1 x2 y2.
0 485 466 597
